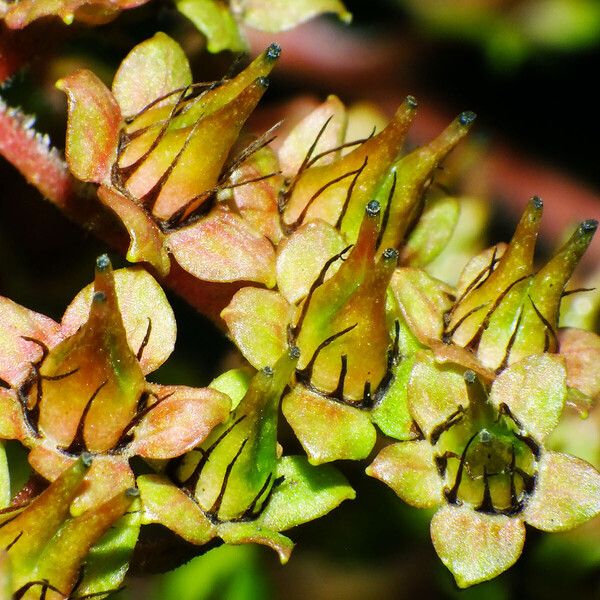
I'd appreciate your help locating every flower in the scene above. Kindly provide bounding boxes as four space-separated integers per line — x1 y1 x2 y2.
367 351 600 587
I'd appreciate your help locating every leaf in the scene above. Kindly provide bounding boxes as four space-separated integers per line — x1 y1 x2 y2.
169 209 276 286
130 384 231 459
112 31 192 118
0 296 63 387
276 220 346 304
0 442 9 509
222 288 293 369
138 475 217 545
489 354 566 442
259 455 355 531
62 264 176 375
209 367 253 411
431 504 526 588
176 0 247 53
524 451 600 532
218 521 294 564
282 385 376 464
234 0 352 32
366 440 443 508
558 328 600 401
56 69 121 184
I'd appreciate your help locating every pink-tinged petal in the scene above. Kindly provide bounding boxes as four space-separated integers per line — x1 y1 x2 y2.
524 451 600 532
222 288 293 370
282 385 376 464
62 265 176 375
130 384 231 459
0 296 63 387
138 474 216 545
97 186 170 276
558 328 600 401
408 352 469 439
366 441 443 509
431 505 526 588
218 521 294 564
169 209 276 286
278 95 347 178
489 354 566 442
56 69 121 185
0 388 26 440
112 32 192 118
28 446 134 515
276 220 346 304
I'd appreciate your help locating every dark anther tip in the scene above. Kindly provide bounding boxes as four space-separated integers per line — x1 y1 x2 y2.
81 452 93 467
256 76 270 89
581 219 598 234
406 95 418 109
125 487 140 498
266 43 282 61
92 291 106 303
289 346 301 360
463 370 477 384
458 111 477 126
531 196 543 210
96 254 110 271
383 248 399 261
366 199 381 217
263 365 274 376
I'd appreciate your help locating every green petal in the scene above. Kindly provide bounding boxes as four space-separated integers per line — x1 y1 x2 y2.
408 352 468 439
210 367 253 410
176 0 246 53
138 475 217 545
259 455 355 531
221 288 293 369
431 504 526 588
0 442 9 509
366 441 443 508
56 69 121 184
112 32 192 117
524 451 600 532
489 354 566 442
218 521 294 564
237 0 352 32
282 385 376 464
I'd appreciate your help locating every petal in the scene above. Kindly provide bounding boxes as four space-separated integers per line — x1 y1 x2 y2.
282 385 376 464
0 296 63 387
0 442 9 509
0 388 26 440
169 209 276 286
278 95 347 178
367 440 443 508
489 354 566 442
130 384 231 459
524 451 600 532
218 521 294 564
209 367 253 411
56 69 121 184
62 265 176 375
138 475 216 545
175 0 246 53
112 32 192 118
222 288 293 370
275 220 346 304
558 328 600 401
408 352 469 439
431 504 526 588
259 456 355 532
97 186 170 276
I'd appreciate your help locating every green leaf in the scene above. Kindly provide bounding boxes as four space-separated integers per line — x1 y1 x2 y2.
210 368 253 411
524 451 600 532
489 354 566 442
176 0 247 53
431 504 526 588
367 441 443 509
282 385 376 464
112 31 192 118
0 442 9 509
259 455 355 531
235 0 352 32
56 69 121 184
218 521 294 564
